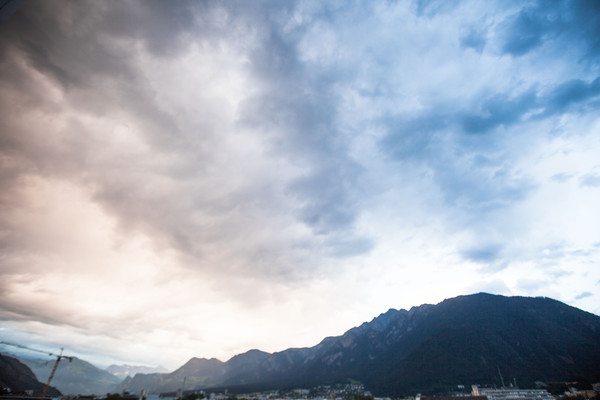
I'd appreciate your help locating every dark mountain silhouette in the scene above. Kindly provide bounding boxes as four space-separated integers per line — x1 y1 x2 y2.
119 357 227 393
121 293 600 396
0 354 61 396
22 356 121 395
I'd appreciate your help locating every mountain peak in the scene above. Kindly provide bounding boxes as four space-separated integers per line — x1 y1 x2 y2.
120 294 600 397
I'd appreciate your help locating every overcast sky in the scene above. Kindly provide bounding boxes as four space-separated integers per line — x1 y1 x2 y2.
1 0 599 370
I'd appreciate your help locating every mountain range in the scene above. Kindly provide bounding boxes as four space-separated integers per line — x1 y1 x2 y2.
21 357 122 395
106 364 169 380
0 354 61 396
11 358 167 395
119 293 600 396
2 293 599 396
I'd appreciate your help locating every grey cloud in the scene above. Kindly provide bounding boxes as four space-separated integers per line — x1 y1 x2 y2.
0 0 597 311
543 77 600 115
323 234 375 259
500 7 553 57
2 2 132 88
379 101 535 215
0 1 194 161
0 0 376 299
434 158 533 211
461 240 596 275
19 39 76 88
289 165 362 234
235 5 373 249
461 243 503 264
0 303 71 328
380 114 449 160
378 73 600 220
580 173 600 187
575 291 593 300
460 27 486 53
0 2 244 281
550 172 574 183
108 0 197 57
0 0 25 23
498 0 600 60
457 76 600 136
540 242 598 264
461 89 537 135
0 299 158 343
548 270 570 280
558 0 600 61
413 0 460 18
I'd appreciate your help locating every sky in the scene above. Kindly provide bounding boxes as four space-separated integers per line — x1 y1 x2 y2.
0 0 599 371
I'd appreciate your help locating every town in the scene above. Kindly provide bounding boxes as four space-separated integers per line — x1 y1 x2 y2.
87 382 598 400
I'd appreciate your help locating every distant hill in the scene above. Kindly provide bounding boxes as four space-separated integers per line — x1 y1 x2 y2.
120 293 600 396
106 364 169 380
22 356 121 395
0 354 61 396
118 357 227 393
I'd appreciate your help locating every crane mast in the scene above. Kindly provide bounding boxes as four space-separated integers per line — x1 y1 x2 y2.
0 341 73 399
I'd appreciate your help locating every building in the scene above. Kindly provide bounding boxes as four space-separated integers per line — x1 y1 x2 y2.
472 387 554 400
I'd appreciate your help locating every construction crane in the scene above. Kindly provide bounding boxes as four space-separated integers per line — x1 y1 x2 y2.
0 340 73 399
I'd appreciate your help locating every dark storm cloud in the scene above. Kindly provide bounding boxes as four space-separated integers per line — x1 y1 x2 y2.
379 71 600 219
101 0 198 57
382 76 600 153
19 39 76 88
544 77 600 115
0 1 187 156
569 0 600 60
0 0 236 149
461 89 537 135
2 2 129 88
380 108 533 215
0 0 200 270
0 0 374 299
236 3 372 249
500 6 553 57
0 1 239 279
459 76 600 135
0 0 24 23
499 0 600 60
0 298 75 327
